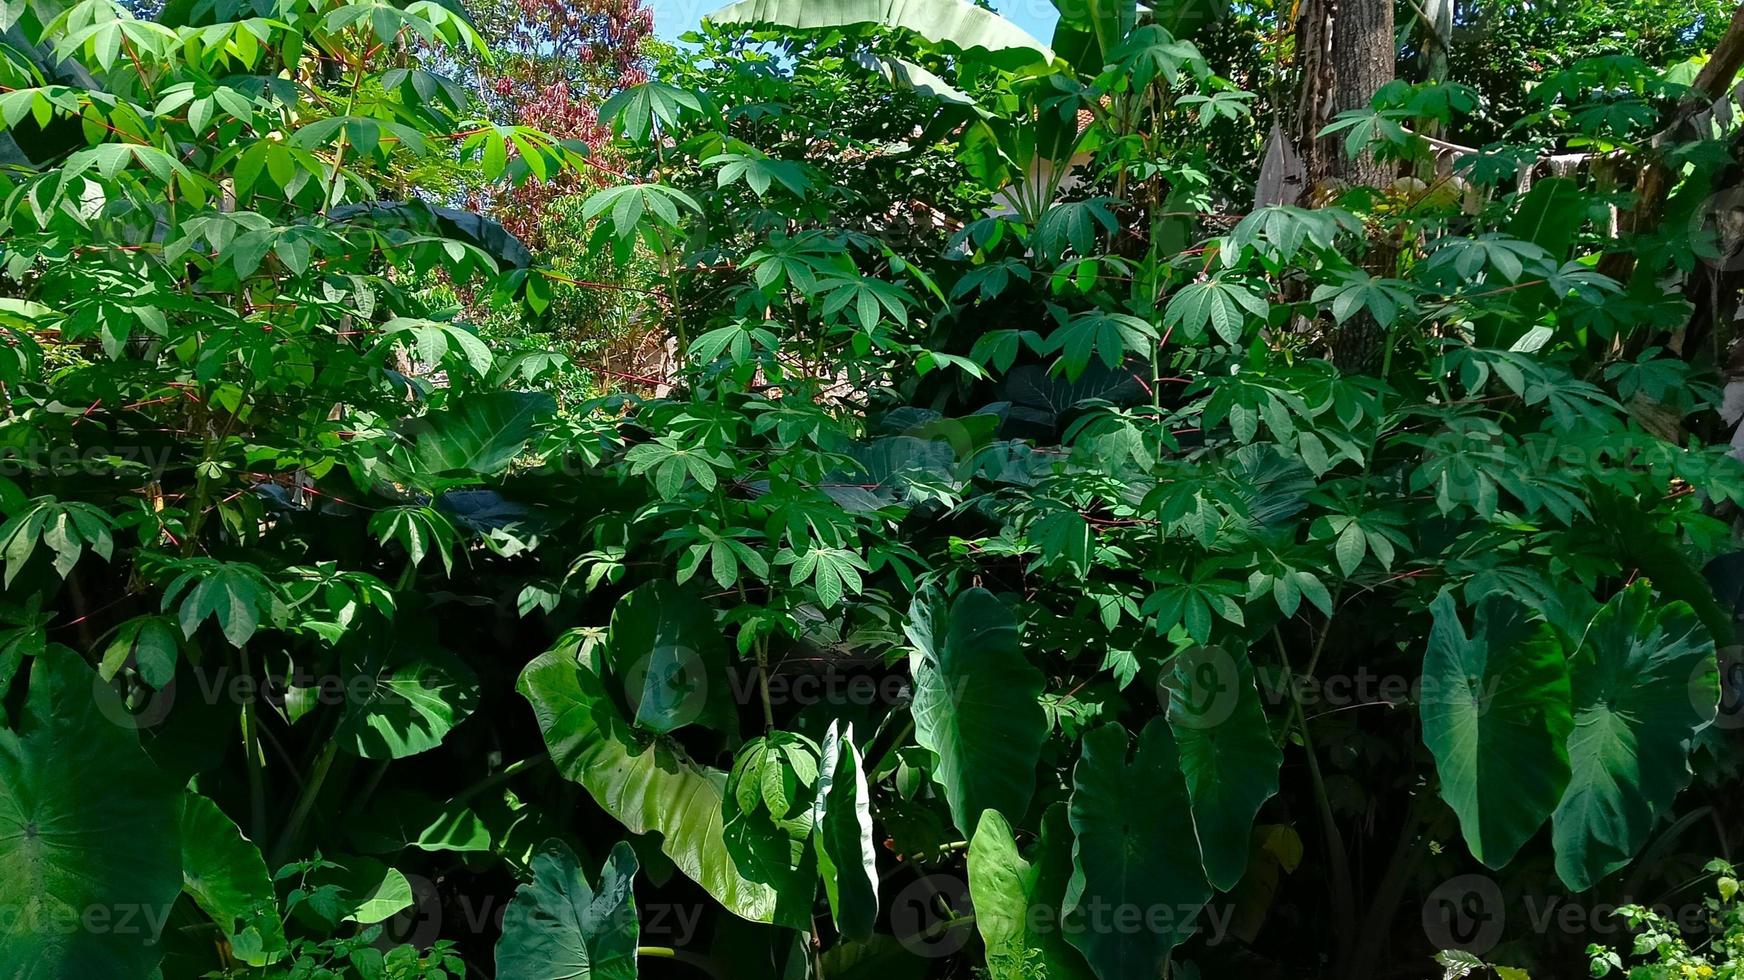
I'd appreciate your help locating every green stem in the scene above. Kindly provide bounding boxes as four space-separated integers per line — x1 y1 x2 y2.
274 738 339 864
238 645 268 843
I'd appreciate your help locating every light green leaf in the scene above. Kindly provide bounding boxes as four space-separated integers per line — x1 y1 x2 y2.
518 651 813 927
968 806 1094 980
706 0 1054 67
814 721 877 941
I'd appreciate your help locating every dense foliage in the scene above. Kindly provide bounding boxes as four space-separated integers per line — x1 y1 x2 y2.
1 0 1742 978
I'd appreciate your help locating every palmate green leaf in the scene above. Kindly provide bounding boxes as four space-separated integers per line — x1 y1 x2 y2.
1107 23 1205 89
1552 581 1719 892
495 840 639 980
0 497 114 587
706 0 1055 67
625 436 733 500
729 731 820 820
818 274 914 332
704 152 813 198
161 559 277 648
905 588 1049 835
1225 205 1358 265
1064 719 1211 980
1421 592 1572 869
1167 645 1282 890
333 645 479 759
1035 198 1119 260
599 80 702 143
813 721 877 942
1163 278 1268 344
99 614 180 689
179 792 287 967
1037 311 1157 381
0 648 182 979
517 651 813 928
1142 566 1245 644
582 183 701 242
368 505 458 575
968 806 1094 980
1310 271 1415 327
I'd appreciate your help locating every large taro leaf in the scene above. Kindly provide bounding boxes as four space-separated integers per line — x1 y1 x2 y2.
1166 645 1283 890
495 840 639 980
967 806 1094 980
517 651 813 927
1552 581 1719 892
405 390 554 477
1064 719 1212 980
0 648 182 979
1420 592 1572 869
813 722 877 942
333 644 479 759
604 582 733 734
905 588 1048 836
179 793 287 967
706 0 1055 68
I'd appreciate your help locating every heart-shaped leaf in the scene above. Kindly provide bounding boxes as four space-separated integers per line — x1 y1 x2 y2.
1422 593 1572 868
1064 719 1211 980
905 588 1048 835
0 648 182 978
179 792 287 967
518 650 813 927
604 582 732 734
1552 581 1719 891
1167 645 1284 889
968 805 1094 980
495 840 639 980
334 644 479 759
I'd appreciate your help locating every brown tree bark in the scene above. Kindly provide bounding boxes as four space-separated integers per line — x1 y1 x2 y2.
1297 0 1398 191
1293 0 1400 372
1329 0 1397 188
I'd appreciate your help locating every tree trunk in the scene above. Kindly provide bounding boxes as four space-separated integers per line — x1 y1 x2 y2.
1297 0 1397 191
1330 0 1396 187
1294 0 1399 372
